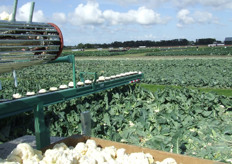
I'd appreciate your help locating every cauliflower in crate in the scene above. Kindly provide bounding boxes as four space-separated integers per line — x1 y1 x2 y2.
5 143 43 164
0 139 177 164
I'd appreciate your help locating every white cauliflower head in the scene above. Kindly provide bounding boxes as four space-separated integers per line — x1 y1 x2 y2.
6 143 42 163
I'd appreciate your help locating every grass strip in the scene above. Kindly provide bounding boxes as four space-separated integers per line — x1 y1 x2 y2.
140 83 232 97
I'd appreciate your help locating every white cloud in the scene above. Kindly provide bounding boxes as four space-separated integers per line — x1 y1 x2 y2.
0 5 12 13
16 2 46 22
194 11 213 23
106 0 232 9
67 1 169 26
52 12 67 24
103 10 124 25
173 0 232 9
103 6 169 25
103 10 134 25
134 7 165 25
173 0 198 8
0 11 11 20
68 1 104 26
0 3 46 22
177 9 218 27
107 0 169 8
177 9 194 25
176 23 183 28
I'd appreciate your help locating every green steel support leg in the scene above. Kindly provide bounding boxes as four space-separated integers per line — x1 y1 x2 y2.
72 55 76 89
34 103 50 149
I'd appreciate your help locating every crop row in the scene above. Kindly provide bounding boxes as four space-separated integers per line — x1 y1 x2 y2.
62 47 232 57
0 59 231 100
146 47 232 56
62 48 157 57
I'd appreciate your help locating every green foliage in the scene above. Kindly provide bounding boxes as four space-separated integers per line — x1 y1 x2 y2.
43 86 232 162
63 46 232 57
0 113 34 142
62 48 159 57
0 56 232 162
146 47 232 56
141 84 232 97
1 59 232 100
74 86 231 162
62 50 122 57
0 84 231 162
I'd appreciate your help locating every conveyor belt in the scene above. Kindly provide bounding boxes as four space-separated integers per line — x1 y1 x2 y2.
0 73 143 119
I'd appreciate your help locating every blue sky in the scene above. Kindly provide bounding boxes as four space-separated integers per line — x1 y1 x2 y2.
0 0 232 45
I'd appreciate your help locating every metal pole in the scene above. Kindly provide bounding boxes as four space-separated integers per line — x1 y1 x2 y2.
72 55 76 89
81 111 91 136
28 2 35 23
11 0 18 22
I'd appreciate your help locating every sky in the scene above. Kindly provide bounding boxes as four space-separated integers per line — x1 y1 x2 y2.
0 0 232 45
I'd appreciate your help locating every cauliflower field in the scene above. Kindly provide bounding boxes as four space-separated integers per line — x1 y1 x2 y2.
62 46 232 57
1 59 232 100
0 58 232 163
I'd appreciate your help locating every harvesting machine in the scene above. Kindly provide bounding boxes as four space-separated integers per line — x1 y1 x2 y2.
0 0 143 149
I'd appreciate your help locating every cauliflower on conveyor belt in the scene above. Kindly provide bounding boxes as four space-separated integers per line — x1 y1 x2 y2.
0 139 177 164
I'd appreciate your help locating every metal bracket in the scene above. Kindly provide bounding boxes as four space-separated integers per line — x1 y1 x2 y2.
49 55 76 88
81 111 91 136
79 72 98 89
13 70 18 87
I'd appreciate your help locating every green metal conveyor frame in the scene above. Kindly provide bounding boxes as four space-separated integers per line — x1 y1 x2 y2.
0 55 144 149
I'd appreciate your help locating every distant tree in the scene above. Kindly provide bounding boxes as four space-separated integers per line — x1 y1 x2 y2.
196 38 216 45
111 41 123 48
178 39 189 45
77 43 85 49
74 38 192 49
123 41 135 47
101 43 108 48
85 43 94 49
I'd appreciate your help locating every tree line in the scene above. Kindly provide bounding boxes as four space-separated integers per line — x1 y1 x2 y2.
65 38 219 49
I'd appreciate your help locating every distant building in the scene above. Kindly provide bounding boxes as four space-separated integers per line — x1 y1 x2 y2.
208 42 225 47
72 49 84 51
139 46 146 49
208 43 224 47
224 37 232 45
